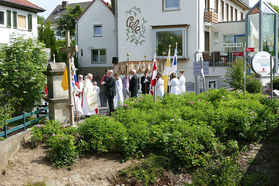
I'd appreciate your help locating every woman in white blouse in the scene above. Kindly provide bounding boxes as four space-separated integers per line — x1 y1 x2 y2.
155 72 164 97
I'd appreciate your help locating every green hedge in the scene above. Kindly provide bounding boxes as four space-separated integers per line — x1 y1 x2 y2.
31 89 279 170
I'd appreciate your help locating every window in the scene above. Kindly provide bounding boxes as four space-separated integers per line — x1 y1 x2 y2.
209 81 216 89
0 11 4 25
235 9 237 21
215 0 218 14
7 10 11 28
155 28 187 57
163 0 180 11
205 0 209 10
28 14 32 31
241 12 244 20
226 3 229 21
17 15 26 29
91 49 106 64
93 25 102 37
221 1 224 20
81 49 83 56
13 11 17 28
223 35 234 52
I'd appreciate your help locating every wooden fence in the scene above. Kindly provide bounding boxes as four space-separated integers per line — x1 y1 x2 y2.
0 105 49 139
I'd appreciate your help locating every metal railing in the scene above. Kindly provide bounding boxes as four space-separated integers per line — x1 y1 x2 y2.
0 105 49 139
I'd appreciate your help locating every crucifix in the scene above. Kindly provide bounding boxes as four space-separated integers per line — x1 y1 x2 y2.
59 30 78 126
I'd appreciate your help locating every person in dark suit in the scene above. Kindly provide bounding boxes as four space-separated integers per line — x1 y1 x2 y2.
102 69 116 114
141 70 151 94
129 69 138 98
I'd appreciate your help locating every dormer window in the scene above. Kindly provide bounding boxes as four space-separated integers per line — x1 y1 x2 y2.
163 0 180 11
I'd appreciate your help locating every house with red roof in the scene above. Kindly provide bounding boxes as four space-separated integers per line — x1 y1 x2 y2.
0 0 45 45
76 0 116 78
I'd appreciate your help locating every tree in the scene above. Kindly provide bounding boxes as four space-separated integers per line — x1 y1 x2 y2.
225 59 244 90
38 22 57 61
56 4 83 37
37 15 45 25
0 37 48 114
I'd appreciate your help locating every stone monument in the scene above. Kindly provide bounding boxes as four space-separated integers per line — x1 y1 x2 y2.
44 63 69 123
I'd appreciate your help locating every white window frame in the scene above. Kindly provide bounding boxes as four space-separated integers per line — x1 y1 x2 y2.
17 14 27 30
0 10 6 27
93 24 103 37
153 27 188 58
163 0 180 11
91 49 107 64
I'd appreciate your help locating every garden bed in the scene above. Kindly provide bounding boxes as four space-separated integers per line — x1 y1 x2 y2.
2 89 278 185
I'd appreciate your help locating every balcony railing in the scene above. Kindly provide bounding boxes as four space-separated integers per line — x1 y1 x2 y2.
202 51 235 67
204 8 218 24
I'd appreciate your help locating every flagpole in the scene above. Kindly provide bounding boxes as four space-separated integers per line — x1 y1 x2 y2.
168 44 171 93
153 48 156 102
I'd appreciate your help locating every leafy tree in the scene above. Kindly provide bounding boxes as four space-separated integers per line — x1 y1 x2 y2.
225 59 244 90
0 37 48 114
38 22 57 61
56 4 83 37
37 15 45 25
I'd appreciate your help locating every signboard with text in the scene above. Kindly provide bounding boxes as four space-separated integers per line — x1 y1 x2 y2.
223 43 243 48
233 52 244 57
252 51 274 76
194 61 209 76
245 48 255 52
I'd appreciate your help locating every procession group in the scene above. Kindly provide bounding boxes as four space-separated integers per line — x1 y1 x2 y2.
73 68 186 117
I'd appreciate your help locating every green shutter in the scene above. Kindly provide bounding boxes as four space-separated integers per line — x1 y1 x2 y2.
13 11 17 29
28 14 32 31
7 10 11 28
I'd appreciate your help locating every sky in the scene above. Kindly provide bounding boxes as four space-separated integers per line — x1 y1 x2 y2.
29 0 279 19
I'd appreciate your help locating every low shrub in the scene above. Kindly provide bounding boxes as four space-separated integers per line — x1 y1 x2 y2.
273 76 279 90
46 133 78 168
31 120 62 147
120 154 169 186
192 156 242 185
77 116 128 156
246 75 262 93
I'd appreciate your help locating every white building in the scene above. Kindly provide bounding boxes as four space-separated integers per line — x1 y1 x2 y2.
0 0 44 45
114 0 249 91
76 0 116 77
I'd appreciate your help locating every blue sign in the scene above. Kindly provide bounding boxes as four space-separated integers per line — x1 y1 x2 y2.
193 61 209 76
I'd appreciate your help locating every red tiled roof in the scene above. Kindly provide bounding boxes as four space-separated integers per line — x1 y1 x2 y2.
2 0 45 12
77 0 113 21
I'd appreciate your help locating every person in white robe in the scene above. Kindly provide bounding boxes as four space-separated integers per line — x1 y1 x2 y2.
82 73 98 116
114 73 124 108
155 73 164 97
170 73 180 95
178 70 186 94
93 81 101 107
73 75 84 115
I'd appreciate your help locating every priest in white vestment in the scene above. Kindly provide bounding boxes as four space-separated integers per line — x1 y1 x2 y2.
155 73 164 97
114 73 124 108
82 74 98 116
170 73 180 95
178 70 186 94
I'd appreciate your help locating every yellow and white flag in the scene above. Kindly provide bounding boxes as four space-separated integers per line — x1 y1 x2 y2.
163 46 171 92
61 67 68 91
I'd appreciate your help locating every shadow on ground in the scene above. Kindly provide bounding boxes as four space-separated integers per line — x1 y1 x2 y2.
241 127 279 185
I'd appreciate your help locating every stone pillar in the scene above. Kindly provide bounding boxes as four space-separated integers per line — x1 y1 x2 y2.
44 63 69 123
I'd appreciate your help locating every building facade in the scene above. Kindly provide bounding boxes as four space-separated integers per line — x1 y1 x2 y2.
114 0 249 91
76 0 116 77
0 0 44 45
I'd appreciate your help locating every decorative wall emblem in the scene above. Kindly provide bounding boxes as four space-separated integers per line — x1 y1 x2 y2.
125 6 147 46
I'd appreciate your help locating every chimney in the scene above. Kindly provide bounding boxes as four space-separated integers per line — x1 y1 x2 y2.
62 1 68 9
